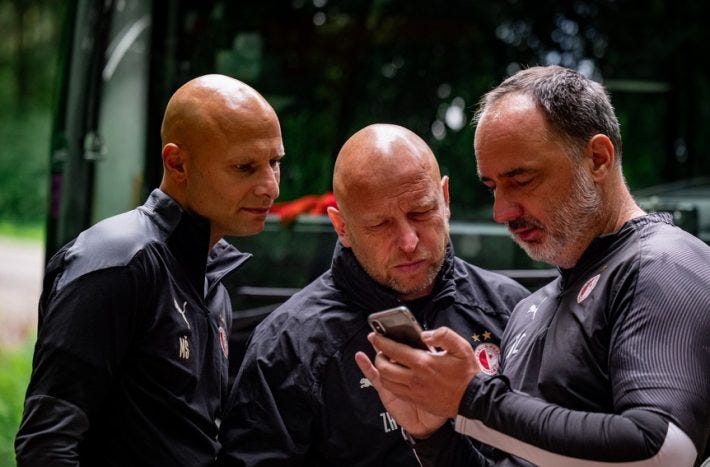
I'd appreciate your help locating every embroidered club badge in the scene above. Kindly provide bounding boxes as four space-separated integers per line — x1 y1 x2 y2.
218 325 229 358
474 342 501 375
577 273 601 303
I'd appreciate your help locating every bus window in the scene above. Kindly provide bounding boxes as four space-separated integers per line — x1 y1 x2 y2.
91 1 152 223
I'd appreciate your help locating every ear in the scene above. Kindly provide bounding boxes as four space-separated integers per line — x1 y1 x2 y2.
586 134 615 183
162 143 187 183
327 206 352 247
441 175 451 219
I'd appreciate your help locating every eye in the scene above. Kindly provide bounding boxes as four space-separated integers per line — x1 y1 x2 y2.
367 220 388 231
234 163 255 174
410 209 435 220
270 158 282 170
512 177 533 187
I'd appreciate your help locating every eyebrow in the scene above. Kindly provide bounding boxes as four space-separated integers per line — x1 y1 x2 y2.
229 153 285 164
480 167 533 183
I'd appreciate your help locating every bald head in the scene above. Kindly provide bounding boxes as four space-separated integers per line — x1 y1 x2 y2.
333 124 442 212
327 124 450 301
161 74 280 155
158 75 284 246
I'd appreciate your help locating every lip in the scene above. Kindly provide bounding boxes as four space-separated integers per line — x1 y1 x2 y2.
394 259 426 273
511 226 543 243
242 207 271 216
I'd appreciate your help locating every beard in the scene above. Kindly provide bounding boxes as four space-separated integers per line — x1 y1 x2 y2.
356 247 446 299
507 167 603 268
347 214 450 300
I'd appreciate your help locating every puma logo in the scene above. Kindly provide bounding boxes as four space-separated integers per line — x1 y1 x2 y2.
173 298 190 329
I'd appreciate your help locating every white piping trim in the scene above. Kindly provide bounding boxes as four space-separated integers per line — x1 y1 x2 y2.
454 416 697 466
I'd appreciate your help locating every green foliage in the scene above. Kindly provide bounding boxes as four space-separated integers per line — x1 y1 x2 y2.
278 111 336 201
212 0 710 214
614 95 668 190
0 339 34 466
0 0 64 226
0 109 51 224
0 222 44 242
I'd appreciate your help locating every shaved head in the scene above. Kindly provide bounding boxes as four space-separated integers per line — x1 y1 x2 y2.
158 74 284 247
328 124 450 301
161 74 280 156
333 124 442 216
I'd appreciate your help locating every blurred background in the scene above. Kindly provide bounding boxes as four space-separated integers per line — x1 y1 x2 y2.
2 0 710 463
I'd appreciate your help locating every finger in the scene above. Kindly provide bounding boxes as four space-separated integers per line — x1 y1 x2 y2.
373 351 437 402
369 362 418 402
370 333 427 368
366 332 382 354
373 350 415 382
421 326 474 360
354 351 379 384
356 352 415 404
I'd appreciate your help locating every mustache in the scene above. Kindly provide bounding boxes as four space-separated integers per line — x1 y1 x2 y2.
507 217 544 231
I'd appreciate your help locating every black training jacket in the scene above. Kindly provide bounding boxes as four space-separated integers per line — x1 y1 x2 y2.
217 241 529 466
16 189 249 466
415 213 710 466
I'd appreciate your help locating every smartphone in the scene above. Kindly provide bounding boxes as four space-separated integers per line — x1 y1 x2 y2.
367 306 429 350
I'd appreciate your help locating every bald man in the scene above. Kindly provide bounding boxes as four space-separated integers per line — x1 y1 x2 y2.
16 75 284 466
217 124 528 466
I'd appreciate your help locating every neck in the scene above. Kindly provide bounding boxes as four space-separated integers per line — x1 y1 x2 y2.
601 182 646 235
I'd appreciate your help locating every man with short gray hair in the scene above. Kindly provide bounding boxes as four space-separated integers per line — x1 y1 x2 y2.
358 65 710 466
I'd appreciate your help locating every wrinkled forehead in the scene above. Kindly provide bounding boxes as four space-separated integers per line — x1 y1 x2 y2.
475 93 538 136
474 94 551 155
356 161 436 191
348 182 442 230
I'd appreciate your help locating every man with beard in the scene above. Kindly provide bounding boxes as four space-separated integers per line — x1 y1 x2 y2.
217 124 529 466
356 66 710 466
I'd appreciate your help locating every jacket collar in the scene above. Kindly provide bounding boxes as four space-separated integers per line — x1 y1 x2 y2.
142 189 250 296
558 212 673 286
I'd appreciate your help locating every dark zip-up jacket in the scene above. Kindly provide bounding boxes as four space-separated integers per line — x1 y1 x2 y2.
414 213 710 466
218 241 529 466
16 189 249 466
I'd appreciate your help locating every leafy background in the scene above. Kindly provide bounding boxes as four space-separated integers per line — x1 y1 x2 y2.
2 1 710 465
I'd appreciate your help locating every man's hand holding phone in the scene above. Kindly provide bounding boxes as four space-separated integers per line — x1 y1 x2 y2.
357 306 444 437
356 307 480 438
355 311 479 438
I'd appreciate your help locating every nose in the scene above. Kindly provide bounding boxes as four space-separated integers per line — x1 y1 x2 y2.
254 166 280 200
397 221 419 254
492 193 523 224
